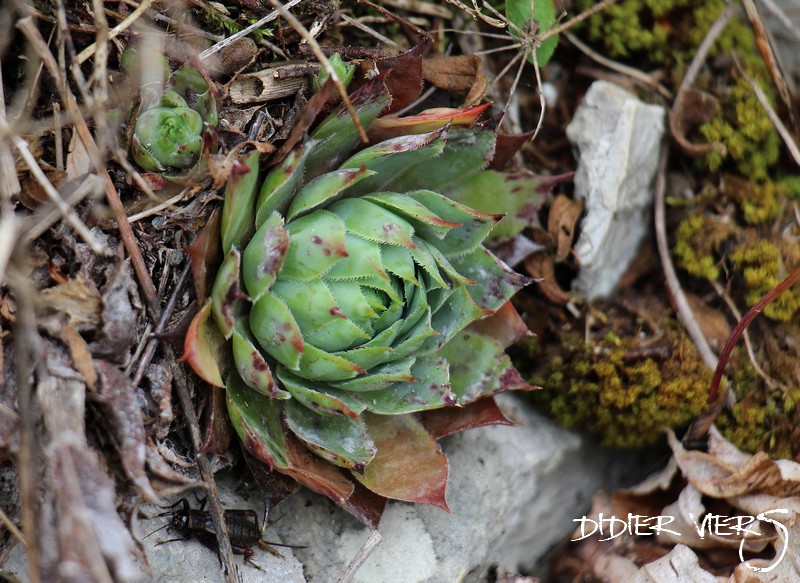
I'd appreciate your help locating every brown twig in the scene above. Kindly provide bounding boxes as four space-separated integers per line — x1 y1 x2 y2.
267 0 369 143
357 0 430 39
16 16 159 315
653 147 718 371
669 3 736 156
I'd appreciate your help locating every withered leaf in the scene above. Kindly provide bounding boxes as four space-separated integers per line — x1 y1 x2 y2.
422 54 487 106
547 194 584 263
38 276 102 330
92 259 139 362
94 360 159 502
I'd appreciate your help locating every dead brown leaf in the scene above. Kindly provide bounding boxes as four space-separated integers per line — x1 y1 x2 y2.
91 260 139 362
60 324 97 390
422 54 487 106
547 194 583 263
523 252 571 304
93 360 159 503
38 275 102 330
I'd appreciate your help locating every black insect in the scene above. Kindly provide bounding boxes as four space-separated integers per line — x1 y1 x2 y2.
149 498 295 569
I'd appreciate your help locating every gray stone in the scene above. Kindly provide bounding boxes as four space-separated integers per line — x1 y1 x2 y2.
270 395 645 582
566 80 665 300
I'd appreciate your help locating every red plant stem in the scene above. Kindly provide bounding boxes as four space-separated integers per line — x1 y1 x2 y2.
707 266 800 403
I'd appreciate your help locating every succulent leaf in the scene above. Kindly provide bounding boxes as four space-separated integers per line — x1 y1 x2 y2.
184 78 544 521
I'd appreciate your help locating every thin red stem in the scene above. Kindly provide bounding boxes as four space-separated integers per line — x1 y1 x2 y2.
707 266 800 403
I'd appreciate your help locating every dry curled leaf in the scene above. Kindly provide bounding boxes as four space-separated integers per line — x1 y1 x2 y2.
422 54 487 106
38 276 102 330
547 194 583 263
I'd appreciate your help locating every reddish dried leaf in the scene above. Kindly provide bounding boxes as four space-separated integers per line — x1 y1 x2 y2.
523 252 572 304
354 413 449 510
375 41 425 114
467 301 529 350
182 300 225 387
339 481 387 530
94 360 158 502
418 396 512 440
491 131 534 170
282 432 355 504
368 102 491 142
186 210 221 304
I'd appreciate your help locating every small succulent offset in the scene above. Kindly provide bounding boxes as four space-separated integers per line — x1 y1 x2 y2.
126 52 218 173
186 79 548 517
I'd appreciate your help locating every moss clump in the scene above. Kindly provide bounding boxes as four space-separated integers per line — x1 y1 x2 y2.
730 240 800 321
716 352 800 459
699 77 780 181
673 213 731 281
529 328 711 447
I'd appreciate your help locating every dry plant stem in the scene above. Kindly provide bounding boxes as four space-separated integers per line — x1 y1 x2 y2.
707 266 800 404
77 0 156 63
199 0 302 61
0 67 21 199
167 349 239 583
337 530 383 583
741 0 800 140
669 3 735 156
0 506 26 548
16 16 159 315
127 190 187 223
339 13 404 50
739 67 800 167
653 147 718 371
759 0 800 43
4 124 103 253
267 0 369 143
9 262 42 583
564 31 672 99
132 262 192 386
23 174 101 244
357 0 430 39
709 279 785 391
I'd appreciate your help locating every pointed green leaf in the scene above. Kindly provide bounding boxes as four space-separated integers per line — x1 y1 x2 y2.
242 211 289 302
232 319 289 399
221 151 260 254
210 248 246 339
277 368 367 418
286 166 376 221
449 246 531 313
443 170 549 244
365 192 461 239
329 358 416 392
361 354 455 414
329 199 416 248
296 344 366 382
255 142 314 228
285 399 376 472
226 372 289 469
338 128 447 196
438 331 533 404
281 210 348 280
325 235 389 281
381 245 420 286
427 286 485 350
250 292 304 370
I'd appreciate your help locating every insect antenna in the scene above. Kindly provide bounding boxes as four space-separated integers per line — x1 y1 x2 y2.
142 521 173 540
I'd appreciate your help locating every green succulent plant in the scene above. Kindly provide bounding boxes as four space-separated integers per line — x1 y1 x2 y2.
185 79 551 519
129 60 218 173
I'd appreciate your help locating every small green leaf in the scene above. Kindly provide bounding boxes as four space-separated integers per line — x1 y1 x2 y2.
221 151 260 254
506 0 559 66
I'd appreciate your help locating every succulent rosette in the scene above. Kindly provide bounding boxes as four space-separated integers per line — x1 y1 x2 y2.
129 60 218 174
186 78 549 519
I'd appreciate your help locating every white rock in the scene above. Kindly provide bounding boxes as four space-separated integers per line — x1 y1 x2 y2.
270 395 645 582
566 80 665 300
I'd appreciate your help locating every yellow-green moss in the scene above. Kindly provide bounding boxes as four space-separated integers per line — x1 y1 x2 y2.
673 213 731 280
730 240 800 321
529 329 711 448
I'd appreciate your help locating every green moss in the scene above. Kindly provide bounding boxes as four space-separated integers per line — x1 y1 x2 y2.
730 240 800 321
530 328 711 447
699 77 780 181
673 213 730 281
